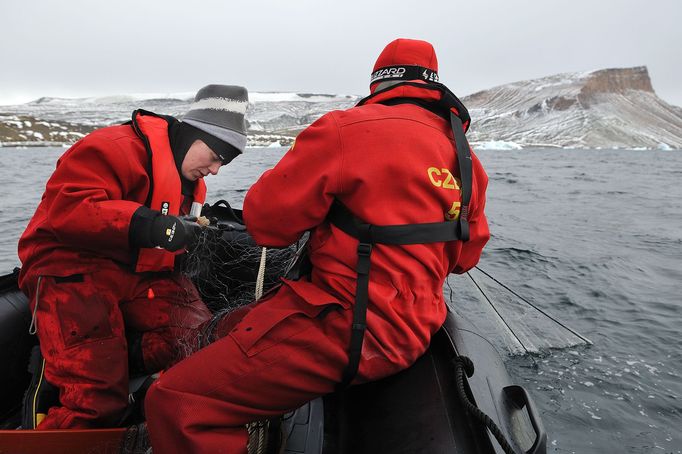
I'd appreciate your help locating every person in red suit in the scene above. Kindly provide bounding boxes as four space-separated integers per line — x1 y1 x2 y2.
145 39 490 453
18 85 249 429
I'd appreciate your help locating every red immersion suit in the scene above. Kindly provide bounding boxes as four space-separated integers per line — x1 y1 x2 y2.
18 112 211 428
145 81 490 453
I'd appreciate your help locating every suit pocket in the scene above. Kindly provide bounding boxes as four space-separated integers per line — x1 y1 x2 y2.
53 275 115 349
229 281 344 357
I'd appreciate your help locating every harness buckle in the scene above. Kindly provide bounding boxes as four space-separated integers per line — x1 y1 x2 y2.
357 242 373 257
356 242 373 274
460 205 469 222
458 206 470 242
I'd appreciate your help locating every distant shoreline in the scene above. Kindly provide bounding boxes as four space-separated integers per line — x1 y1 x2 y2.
2 143 679 152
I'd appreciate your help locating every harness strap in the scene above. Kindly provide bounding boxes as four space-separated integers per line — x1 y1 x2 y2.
333 95 473 389
339 226 372 388
375 98 473 242
333 198 469 389
450 112 472 242
328 200 464 245
357 81 471 133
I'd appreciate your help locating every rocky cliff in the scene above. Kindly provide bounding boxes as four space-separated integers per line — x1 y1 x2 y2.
463 66 682 149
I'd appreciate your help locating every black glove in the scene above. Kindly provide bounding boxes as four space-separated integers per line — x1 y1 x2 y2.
150 215 203 252
130 206 204 252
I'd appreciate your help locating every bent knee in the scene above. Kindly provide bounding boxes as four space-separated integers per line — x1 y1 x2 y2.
144 380 164 417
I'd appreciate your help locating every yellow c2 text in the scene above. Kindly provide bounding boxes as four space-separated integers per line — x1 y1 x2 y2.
427 167 461 190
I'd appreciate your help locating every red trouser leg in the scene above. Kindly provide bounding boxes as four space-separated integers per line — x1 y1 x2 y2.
121 273 212 372
30 273 129 429
145 286 351 454
26 267 211 429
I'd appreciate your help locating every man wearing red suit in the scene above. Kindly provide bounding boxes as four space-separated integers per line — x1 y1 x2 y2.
18 85 249 429
146 39 490 453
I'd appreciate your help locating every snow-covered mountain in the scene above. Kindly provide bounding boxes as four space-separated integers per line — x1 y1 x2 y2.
0 92 359 147
1 67 681 149
463 66 682 150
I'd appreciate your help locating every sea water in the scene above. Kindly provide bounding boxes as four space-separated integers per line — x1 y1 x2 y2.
0 146 680 453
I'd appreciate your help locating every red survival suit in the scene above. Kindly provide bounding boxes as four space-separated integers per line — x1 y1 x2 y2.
18 111 211 429
145 81 490 453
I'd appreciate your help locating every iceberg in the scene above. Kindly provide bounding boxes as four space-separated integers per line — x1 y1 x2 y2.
474 140 523 150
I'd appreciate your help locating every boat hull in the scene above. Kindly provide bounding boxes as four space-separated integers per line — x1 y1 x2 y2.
0 243 546 454
0 428 126 454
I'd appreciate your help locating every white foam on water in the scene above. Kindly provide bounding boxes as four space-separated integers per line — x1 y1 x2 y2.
588 411 602 420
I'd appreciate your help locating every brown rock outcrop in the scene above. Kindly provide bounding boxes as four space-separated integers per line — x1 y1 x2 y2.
578 66 654 105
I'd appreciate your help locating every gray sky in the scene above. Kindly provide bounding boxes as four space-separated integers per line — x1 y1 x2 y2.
1 0 680 106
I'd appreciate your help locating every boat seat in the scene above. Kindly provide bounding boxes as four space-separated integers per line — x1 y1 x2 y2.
320 328 493 454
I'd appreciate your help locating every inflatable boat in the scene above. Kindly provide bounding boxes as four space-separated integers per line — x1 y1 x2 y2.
0 203 547 454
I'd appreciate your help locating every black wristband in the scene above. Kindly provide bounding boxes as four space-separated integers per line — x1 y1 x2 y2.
129 206 160 248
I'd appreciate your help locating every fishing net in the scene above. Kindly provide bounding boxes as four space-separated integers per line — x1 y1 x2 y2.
178 201 301 353
446 267 591 356
184 227 299 313
175 201 302 448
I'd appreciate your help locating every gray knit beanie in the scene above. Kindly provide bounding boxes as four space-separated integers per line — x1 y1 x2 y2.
182 84 249 156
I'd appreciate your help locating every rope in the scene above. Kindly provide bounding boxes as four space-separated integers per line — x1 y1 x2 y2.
474 266 592 345
255 247 267 300
28 276 43 335
453 356 519 454
120 423 151 454
246 420 269 454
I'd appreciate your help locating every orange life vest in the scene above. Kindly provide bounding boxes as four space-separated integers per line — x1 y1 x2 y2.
131 110 207 273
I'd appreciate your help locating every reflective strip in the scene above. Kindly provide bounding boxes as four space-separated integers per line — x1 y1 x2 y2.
190 201 203 217
189 97 248 114
28 276 43 335
32 358 47 428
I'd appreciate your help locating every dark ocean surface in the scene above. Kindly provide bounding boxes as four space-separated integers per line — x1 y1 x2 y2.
0 146 680 453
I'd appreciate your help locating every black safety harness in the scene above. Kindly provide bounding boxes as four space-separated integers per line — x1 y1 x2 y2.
332 82 475 389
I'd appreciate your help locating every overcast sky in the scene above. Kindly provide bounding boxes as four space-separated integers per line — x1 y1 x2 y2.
1 0 680 106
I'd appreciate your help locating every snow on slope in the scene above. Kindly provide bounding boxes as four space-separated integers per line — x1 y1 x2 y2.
2 68 681 149
463 66 682 149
